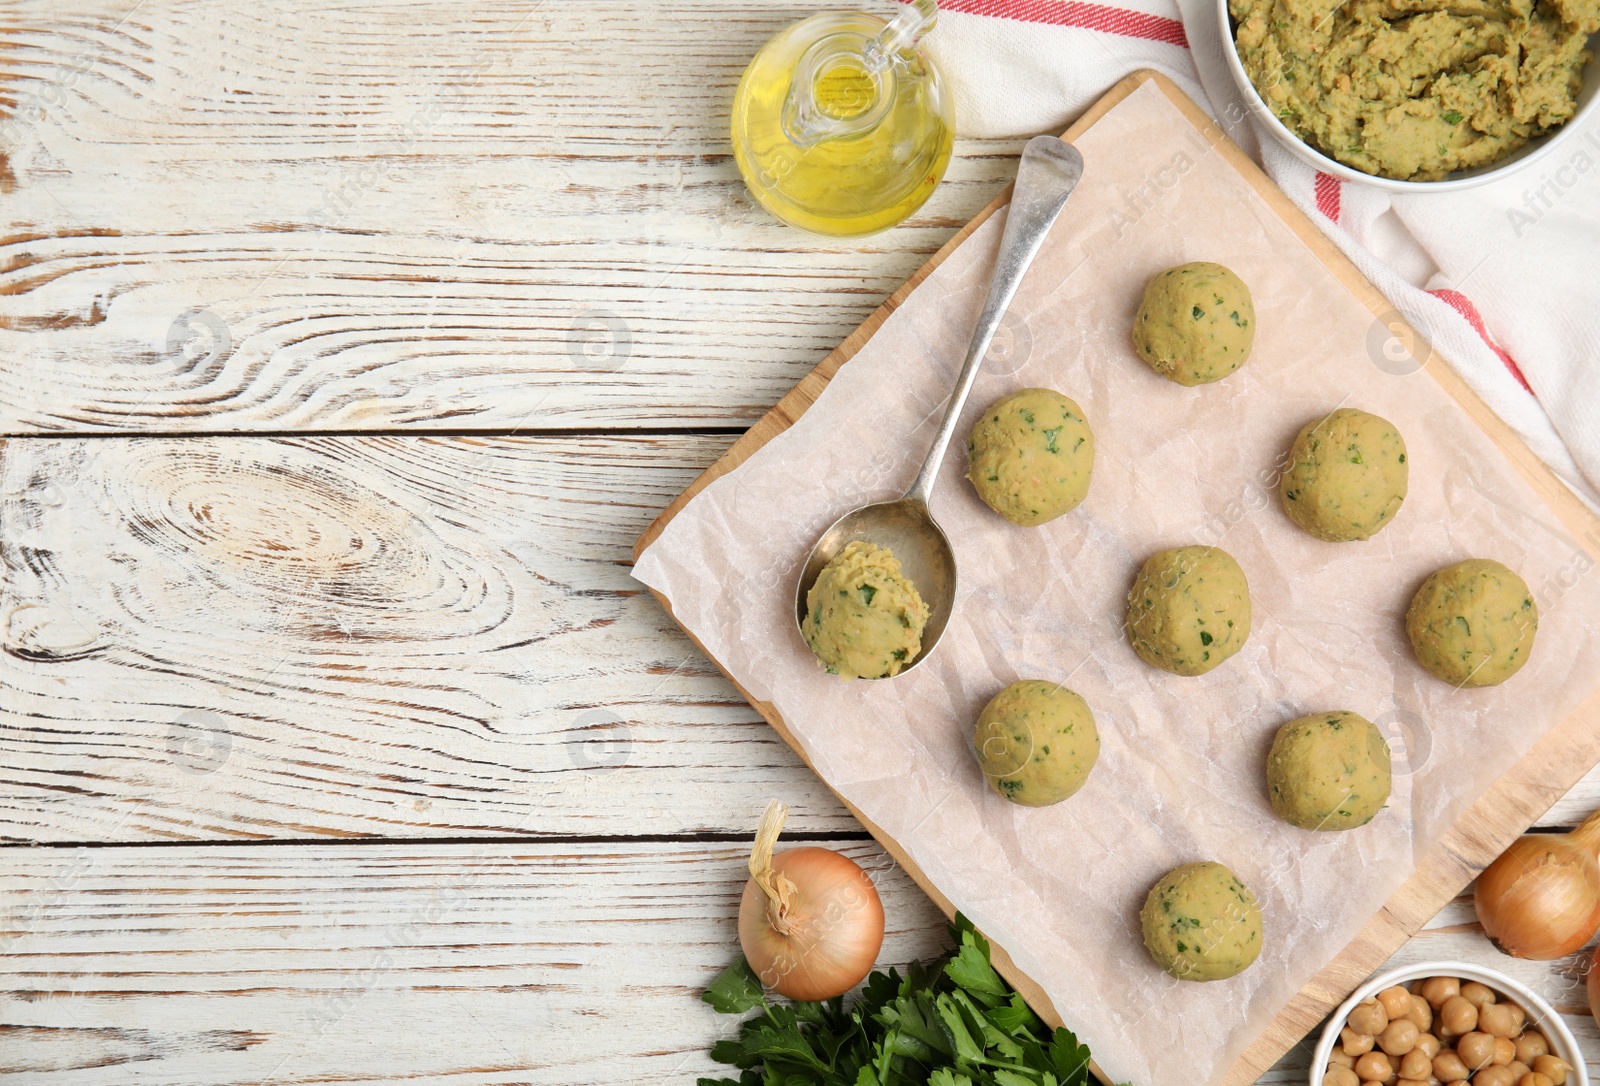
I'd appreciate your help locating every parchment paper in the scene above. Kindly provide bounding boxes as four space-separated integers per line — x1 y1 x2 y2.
633 81 1600 1086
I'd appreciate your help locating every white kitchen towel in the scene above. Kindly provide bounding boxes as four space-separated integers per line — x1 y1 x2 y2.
917 0 1600 505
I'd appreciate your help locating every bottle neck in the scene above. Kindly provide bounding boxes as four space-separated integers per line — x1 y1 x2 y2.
781 33 893 148
780 0 937 149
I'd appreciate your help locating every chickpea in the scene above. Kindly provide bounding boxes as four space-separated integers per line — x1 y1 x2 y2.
1520 1074 1557 1086
1394 1080 1428 1086
1502 1001 1528 1035
1421 976 1460 1010
1399 1049 1433 1079
1329 1047 1355 1068
1439 995 1478 1035
1409 978 1427 995
1434 1050 1470 1082
1355 1051 1394 1081
1532 1054 1571 1085
1460 981 1497 1010
1379 986 1414 1019
1349 998 1391 1036
1323 1066 1361 1086
1514 1030 1548 1064
1477 1068 1502 1084
1457 1031 1497 1070
1342 1026 1376 1056
1508 1062 1532 1081
1406 997 1433 1032
1494 1037 1517 1065
1414 1033 1441 1060
1474 1067 1516 1086
1480 1003 1518 1038
1380 1020 1421 1056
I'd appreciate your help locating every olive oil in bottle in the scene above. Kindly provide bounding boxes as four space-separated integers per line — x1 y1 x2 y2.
731 0 954 237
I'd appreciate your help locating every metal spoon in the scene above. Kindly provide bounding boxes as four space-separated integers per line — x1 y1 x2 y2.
793 134 1086 677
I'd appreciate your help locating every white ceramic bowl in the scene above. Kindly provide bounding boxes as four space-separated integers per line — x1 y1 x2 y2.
1218 0 1600 193
1310 960 1591 1086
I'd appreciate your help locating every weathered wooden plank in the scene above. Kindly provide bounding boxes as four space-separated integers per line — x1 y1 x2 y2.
0 840 1592 1084
4 434 1597 844
0 0 1025 433
0 840 947 1082
0 433 863 842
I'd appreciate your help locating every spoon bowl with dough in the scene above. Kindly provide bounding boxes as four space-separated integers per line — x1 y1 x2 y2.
794 135 1085 676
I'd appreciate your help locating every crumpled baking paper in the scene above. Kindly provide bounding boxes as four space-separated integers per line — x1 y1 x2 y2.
632 81 1600 1086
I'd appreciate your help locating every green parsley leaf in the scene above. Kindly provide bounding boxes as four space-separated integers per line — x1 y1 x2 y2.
986 993 1042 1036
703 957 767 1014
992 1072 1040 1086
699 914 1105 1086
944 931 1007 1006
740 1018 831 1071
1048 1026 1094 1086
934 992 986 1063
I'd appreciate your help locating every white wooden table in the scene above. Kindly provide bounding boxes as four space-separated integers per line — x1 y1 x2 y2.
1 3 1595 1082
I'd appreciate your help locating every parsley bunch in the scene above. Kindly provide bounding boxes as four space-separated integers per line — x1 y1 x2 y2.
699 914 1097 1086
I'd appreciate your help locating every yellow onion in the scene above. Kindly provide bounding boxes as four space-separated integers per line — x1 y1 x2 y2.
1475 808 1600 960
738 800 884 1001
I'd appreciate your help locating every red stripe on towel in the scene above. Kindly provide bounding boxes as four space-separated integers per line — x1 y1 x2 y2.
1427 288 1534 396
924 0 1190 47
1313 172 1341 221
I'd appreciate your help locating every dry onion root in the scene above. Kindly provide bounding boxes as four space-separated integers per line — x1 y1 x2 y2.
738 800 885 1001
1475 808 1600 960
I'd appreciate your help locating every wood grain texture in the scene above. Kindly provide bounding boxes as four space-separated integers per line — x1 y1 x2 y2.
0 433 870 842
0 0 1025 433
1 840 1594 1085
631 71 1600 1086
0 839 947 1082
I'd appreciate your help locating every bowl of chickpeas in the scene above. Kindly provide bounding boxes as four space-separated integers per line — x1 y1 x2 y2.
1312 961 1588 1086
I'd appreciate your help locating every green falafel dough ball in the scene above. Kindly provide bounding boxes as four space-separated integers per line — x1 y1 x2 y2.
1280 408 1409 541
1126 546 1252 676
1139 861 1263 982
1267 711 1392 831
801 541 929 680
973 680 1100 807
1406 558 1538 687
1131 262 1256 386
965 388 1095 527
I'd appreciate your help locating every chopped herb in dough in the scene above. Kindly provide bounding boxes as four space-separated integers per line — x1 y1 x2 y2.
1230 0 1600 181
966 388 1095 527
1131 263 1256 386
801 541 928 680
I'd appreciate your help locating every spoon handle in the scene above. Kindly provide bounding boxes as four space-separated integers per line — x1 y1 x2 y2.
905 134 1085 507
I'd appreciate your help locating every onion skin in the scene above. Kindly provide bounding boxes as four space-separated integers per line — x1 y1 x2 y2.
1475 811 1600 960
739 846 885 1001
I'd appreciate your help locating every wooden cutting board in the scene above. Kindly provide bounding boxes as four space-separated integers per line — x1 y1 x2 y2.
632 70 1600 1084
